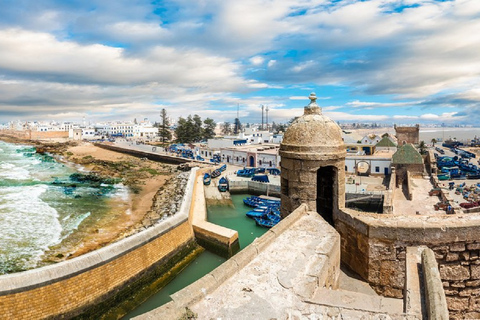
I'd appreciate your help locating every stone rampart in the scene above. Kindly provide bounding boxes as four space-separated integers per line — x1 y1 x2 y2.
135 204 342 319
336 208 480 318
0 168 199 319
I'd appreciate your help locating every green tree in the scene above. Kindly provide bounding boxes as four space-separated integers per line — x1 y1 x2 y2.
233 118 242 135
159 108 172 143
203 118 216 140
419 140 427 155
192 114 203 142
221 122 232 135
431 138 437 147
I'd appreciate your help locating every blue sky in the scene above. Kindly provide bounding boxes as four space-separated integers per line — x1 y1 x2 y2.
0 0 479 125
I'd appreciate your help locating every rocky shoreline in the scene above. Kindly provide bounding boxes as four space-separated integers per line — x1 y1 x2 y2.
0 132 192 263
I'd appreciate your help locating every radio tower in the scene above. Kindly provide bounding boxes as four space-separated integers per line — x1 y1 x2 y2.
261 105 264 130
265 105 269 132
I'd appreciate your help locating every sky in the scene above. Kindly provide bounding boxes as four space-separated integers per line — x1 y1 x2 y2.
0 0 479 125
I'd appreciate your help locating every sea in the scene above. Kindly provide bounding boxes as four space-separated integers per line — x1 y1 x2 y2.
420 127 480 143
0 140 129 274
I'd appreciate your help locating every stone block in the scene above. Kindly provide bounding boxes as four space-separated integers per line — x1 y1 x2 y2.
459 287 480 297
439 265 470 281
446 296 469 311
462 251 471 261
472 265 480 280
471 251 479 260
446 253 460 262
451 281 466 288
467 243 480 251
444 288 459 295
450 243 466 252
467 280 480 287
379 260 405 289
465 312 480 319
470 296 480 310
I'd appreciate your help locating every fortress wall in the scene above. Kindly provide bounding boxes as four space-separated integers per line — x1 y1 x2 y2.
0 168 199 319
336 209 480 319
228 179 281 197
136 204 342 320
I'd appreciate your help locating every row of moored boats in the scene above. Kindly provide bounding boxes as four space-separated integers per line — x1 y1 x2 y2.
243 196 281 228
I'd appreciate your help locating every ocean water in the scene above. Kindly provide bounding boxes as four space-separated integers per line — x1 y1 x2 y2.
0 141 129 274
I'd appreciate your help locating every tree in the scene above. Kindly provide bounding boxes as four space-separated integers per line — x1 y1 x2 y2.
159 108 172 143
431 138 437 147
221 122 232 135
418 141 427 155
203 118 216 140
233 118 242 135
192 114 203 142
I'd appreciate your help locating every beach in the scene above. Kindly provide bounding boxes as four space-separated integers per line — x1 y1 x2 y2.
0 133 180 267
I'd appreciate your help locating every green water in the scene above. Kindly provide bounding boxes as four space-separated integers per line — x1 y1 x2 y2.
122 193 267 319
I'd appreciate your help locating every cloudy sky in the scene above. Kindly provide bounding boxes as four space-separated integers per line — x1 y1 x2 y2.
0 0 479 125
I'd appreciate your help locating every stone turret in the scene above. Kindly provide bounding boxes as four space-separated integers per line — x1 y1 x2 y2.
279 93 346 223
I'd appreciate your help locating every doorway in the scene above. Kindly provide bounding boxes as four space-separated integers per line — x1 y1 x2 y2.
249 156 255 167
317 166 336 225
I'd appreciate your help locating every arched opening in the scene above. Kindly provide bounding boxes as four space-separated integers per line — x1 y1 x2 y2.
317 166 336 225
249 156 255 167
227 155 230 163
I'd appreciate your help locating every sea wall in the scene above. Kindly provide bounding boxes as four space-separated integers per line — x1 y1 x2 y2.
190 169 239 257
95 143 191 165
0 168 199 319
336 208 480 319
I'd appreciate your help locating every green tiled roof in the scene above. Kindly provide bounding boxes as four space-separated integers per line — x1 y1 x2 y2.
392 143 423 164
375 136 397 147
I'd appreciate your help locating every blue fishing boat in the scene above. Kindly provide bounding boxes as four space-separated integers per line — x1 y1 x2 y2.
218 176 229 192
196 155 205 161
203 173 211 185
246 207 268 218
219 164 227 172
251 175 269 183
254 209 281 228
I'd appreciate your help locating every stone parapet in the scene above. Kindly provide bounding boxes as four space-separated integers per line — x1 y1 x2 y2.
336 208 480 318
0 168 199 319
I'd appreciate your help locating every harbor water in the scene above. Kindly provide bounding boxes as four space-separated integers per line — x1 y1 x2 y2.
0 141 130 274
122 193 268 319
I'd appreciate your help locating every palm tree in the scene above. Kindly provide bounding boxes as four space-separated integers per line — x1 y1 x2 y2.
431 138 437 147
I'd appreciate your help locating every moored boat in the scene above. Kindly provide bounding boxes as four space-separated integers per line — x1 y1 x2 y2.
218 176 229 192
203 173 211 185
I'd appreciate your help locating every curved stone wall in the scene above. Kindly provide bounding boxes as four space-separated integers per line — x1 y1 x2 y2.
336 208 480 318
0 168 199 319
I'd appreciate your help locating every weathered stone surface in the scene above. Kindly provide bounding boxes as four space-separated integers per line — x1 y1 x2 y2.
446 297 469 311
461 251 470 261
450 243 466 252
451 282 466 288
472 265 480 280
459 287 480 297
446 253 460 262
440 265 470 281
470 296 480 310
466 280 480 287
467 243 480 251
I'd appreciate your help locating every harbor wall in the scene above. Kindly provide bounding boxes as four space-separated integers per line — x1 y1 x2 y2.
336 208 480 319
190 169 239 257
229 179 281 197
0 169 199 319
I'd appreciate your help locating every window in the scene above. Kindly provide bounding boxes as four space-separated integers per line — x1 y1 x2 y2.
375 166 380 173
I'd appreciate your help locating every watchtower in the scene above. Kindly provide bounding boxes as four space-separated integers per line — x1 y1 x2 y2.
279 93 346 224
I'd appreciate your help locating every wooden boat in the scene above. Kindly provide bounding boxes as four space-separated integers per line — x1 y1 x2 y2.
203 173 211 185
246 207 268 218
211 169 221 178
219 164 227 172
218 177 229 192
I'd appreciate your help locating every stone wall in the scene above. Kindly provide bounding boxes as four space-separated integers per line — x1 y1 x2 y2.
394 125 419 145
335 209 480 318
228 179 281 197
95 143 191 164
0 169 199 319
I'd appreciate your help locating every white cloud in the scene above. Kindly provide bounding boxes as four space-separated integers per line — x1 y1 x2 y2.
250 56 264 65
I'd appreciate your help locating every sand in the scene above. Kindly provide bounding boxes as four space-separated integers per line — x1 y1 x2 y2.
56 142 173 258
